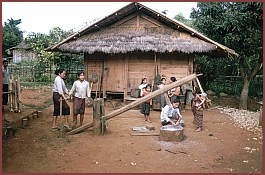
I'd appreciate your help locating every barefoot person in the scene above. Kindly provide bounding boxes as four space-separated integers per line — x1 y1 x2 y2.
192 90 207 132
69 71 91 126
51 68 71 131
140 84 152 122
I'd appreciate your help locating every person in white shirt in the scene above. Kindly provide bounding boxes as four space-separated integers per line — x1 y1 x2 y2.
69 71 91 126
51 68 71 131
160 98 184 126
2 60 9 105
138 78 147 97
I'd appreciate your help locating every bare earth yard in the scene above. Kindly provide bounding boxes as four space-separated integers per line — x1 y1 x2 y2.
2 87 263 173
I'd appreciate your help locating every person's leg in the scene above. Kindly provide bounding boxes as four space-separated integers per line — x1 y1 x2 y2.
146 103 151 122
80 114 84 126
2 84 8 105
52 116 58 128
73 114 77 124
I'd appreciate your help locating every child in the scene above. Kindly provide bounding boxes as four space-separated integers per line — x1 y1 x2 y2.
140 84 152 123
158 78 167 109
138 78 147 97
69 71 91 126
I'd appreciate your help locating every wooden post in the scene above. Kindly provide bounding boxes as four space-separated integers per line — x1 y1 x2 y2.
66 74 197 135
9 78 14 112
17 75 22 112
93 99 103 135
100 99 106 135
123 56 129 103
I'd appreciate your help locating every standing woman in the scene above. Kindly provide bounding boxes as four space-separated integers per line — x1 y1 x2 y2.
2 60 9 106
158 78 167 110
69 71 91 126
51 68 71 131
192 89 207 132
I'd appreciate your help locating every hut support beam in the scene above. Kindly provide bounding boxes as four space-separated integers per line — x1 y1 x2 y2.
67 73 197 135
123 56 129 103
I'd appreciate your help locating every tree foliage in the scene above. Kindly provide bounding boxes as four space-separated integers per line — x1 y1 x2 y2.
190 2 262 109
173 13 195 28
2 18 24 58
24 27 83 83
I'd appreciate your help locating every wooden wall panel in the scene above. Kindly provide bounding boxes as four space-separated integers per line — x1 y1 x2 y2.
158 53 190 84
105 54 125 93
128 52 155 91
85 53 105 92
84 51 193 96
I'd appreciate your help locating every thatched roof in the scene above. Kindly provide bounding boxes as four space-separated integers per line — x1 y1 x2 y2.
45 2 238 58
6 41 31 52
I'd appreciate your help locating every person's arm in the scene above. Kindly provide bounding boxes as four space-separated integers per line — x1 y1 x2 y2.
175 108 182 125
68 81 76 97
86 82 91 104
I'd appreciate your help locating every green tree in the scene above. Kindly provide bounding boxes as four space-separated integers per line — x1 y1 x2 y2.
2 18 24 58
173 13 195 28
190 2 262 109
24 27 83 83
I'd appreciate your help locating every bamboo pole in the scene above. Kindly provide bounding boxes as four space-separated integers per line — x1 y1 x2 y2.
59 97 64 138
9 78 14 112
14 78 18 112
17 75 22 112
67 74 197 135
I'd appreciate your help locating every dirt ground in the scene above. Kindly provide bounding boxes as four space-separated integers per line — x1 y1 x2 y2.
1 87 263 173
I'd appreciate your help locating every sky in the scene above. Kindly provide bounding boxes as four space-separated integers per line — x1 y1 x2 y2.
2 2 198 37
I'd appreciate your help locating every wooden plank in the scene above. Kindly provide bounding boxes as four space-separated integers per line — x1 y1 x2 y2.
130 132 160 136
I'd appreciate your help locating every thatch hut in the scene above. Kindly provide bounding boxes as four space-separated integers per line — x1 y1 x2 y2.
45 2 238 102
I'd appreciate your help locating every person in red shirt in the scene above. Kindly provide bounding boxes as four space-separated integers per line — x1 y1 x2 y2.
140 84 152 123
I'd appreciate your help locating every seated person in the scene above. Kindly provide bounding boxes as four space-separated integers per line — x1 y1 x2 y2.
160 98 184 126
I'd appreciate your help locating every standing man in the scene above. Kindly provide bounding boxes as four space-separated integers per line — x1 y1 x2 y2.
2 60 9 106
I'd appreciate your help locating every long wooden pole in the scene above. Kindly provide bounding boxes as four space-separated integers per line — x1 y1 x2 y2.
67 74 197 135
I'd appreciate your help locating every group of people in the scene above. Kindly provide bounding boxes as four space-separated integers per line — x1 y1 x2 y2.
51 68 91 131
138 77 207 132
3 61 207 132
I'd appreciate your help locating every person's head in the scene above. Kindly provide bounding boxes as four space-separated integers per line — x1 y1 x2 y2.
55 68 66 79
77 71 85 81
145 84 152 92
161 78 166 85
3 60 8 67
170 77 176 83
141 78 147 84
172 98 180 109
199 92 207 99
194 87 201 95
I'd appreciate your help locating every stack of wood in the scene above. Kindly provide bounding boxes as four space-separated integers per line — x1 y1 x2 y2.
6 75 22 113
